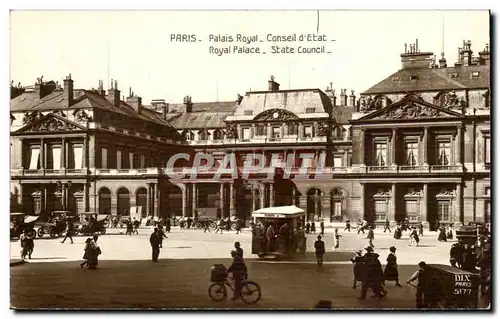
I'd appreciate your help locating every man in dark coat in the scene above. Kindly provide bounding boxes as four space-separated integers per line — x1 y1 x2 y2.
351 250 364 289
407 261 427 308
234 241 243 258
320 221 325 236
344 219 351 232
358 247 385 299
61 220 74 244
149 228 162 262
314 235 326 268
449 243 464 268
367 226 375 248
418 222 424 236
227 250 248 300
383 219 391 233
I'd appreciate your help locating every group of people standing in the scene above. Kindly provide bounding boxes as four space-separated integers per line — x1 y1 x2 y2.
80 234 101 269
19 230 35 260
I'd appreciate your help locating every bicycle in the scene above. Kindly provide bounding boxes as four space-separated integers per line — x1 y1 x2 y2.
208 276 261 304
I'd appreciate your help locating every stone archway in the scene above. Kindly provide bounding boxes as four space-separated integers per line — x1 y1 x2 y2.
117 187 130 216
330 188 347 222
307 188 323 221
136 187 147 218
98 187 111 215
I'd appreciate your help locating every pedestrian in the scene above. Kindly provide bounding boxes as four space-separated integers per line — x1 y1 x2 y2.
311 221 316 234
235 218 243 235
19 230 31 260
158 226 167 249
80 237 92 268
314 235 326 268
226 217 231 232
358 246 385 300
409 227 420 247
357 219 366 234
334 228 341 249
165 217 171 233
61 220 74 244
88 235 101 269
344 219 351 232
418 222 424 237
126 219 133 236
407 261 427 308
320 221 325 236
214 218 223 234
384 246 402 287
367 226 375 248
305 221 310 234
394 225 402 239
234 241 243 258
203 220 211 233
149 228 162 262
438 226 447 242
449 242 464 268
227 250 248 300
383 219 391 233
265 224 275 252
187 216 193 229
447 225 454 240
350 250 364 289
133 218 140 235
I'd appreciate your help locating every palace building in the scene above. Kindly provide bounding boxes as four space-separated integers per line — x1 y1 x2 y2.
10 40 490 230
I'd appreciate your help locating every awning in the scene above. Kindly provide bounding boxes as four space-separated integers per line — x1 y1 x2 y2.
24 215 39 224
251 205 305 218
96 215 108 222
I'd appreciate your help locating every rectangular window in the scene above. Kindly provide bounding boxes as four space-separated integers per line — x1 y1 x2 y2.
484 136 490 164
333 156 343 168
438 201 451 221
29 147 40 169
49 145 61 169
405 200 419 222
375 143 387 166
471 71 480 78
437 140 451 166
306 108 315 114
242 128 251 140
287 123 297 135
101 147 108 169
333 201 342 217
304 126 313 138
374 200 387 221
72 145 83 169
272 127 281 138
244 110 253 116
117 150 122 169
485 187 490 196
405 141 419 166
485 200 490 223
140 154 146 168
129 152 134 169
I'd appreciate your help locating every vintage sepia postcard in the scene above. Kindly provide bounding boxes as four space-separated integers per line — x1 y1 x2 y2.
9 9 491 310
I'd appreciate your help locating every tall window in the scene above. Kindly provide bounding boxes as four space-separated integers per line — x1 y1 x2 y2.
101 147 108 169
405 141 418 166
438 201 451 221
375 143 387 166
485 200 490 223
374 200 387 221
117 150 122 169
333 201 342 217
129 152 134 169
70 145 83 169
140 154 146 168
405 200 418 221
333 156 343 168
288 123 297 135
484 136 490 165
437 140 451 166
242 128 251 140
28 146 41 169
304 126 313 138
272 127 281 138
48 145 61 169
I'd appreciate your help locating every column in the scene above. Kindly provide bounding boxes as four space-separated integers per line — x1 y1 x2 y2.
88 135 96 169
156 184 161 218
266 124 272 139
359 129 365 166
83 182 88 212
182 184 187 217
456 126 463 166
283 123 288 136
316 189 321 220
153 183 159 218
251 124 255 139
192 183 197 215
83 136 88 169
360 183 365 220
292 187 296 206
40 138 45 169
219 183 224 218
422 183 429 228
390 184 396 222
18 183 23 211
343 150 349 168
260 183 265 208
146 183 151 217
60 138 66 169
43 188 48 213
229 182 235 217
269 182 275 207
422 127 429 167
391 129 397 166
251 187 256 211
64 139 69 169
298 123 304 139
455 183 463 227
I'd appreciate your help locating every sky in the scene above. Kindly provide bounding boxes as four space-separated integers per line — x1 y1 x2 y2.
10 10 490 105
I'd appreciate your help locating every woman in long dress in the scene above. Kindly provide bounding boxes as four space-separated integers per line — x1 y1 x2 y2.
383 246 402 287
393 225 402 239
80 237 92 268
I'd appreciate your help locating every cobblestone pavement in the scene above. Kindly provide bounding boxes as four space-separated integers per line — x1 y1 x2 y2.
11 227 465 309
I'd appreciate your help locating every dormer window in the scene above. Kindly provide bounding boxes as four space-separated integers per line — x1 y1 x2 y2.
449 72 459 79
306 108 315 114
471 71 480 78
391 76 400 82
410 74 419 80
244 110 253 116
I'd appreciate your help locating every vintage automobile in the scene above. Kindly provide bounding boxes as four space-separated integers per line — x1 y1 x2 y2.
192 215 218 230
415 264 481 309
10 213 39 239
37 211 77 237
251 205 307 259
77 212 108 235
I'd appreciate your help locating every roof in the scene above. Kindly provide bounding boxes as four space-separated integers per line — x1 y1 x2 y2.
363 65 490 94
252 205 305 218
167 101 237 129
233 89 333 117
331 106 353 123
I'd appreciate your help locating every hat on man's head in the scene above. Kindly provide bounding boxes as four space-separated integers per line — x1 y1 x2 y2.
365 246 374 252
389 246 396 252
418 261 426 267
355 250 363 255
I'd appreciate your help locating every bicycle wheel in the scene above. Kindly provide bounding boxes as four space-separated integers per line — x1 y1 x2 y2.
240 281 261 304
208 282 227 301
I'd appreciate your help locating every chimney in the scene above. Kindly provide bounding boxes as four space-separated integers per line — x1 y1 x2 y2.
106 79 121 107
162 103 169 120
126 88 142 113
439 53 447 68
35 76 44 99
400 40 434 69
268 75 280 91
479 43 490 66
349 90 356 107
98 80 105 95
462 40 473 66
236 94 244 106
340 89 347 106
325 82 337 106
151 99 168 119
183 95 193 113
63 74 74 107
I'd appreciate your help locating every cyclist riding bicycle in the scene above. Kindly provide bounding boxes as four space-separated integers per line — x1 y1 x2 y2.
227 250 248 300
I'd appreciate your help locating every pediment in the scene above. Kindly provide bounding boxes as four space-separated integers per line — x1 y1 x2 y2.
16 113 86 133
253 108 299 121
355 97 464 122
